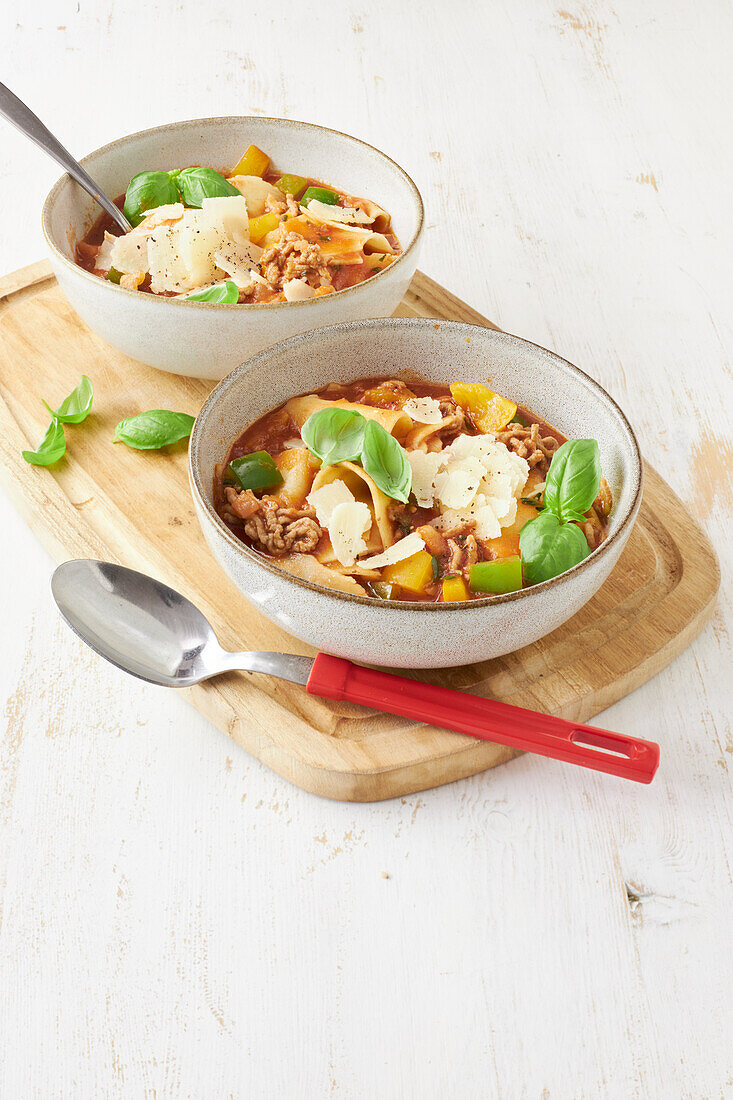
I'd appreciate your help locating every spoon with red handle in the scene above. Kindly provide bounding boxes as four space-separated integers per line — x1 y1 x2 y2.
51 560 660 784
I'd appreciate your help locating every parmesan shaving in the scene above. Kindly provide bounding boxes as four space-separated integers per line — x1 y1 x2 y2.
358 533 426 570
301 199 372 225
283 278 317 302
226 175 282 217
403 397 443 424
407 434 530 539
137 203 185 229
328 502 372 567
200 196 250 247
215 240 264 289
307 481 355 526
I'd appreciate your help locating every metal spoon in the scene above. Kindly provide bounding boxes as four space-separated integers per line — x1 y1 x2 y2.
0 81 132 234
51 560 660 783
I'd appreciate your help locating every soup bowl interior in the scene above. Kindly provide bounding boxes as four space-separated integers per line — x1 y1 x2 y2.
42 117 424 378
190 318 642 667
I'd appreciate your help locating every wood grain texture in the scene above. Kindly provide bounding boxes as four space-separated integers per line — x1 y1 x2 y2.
0 3 731 1097
0 266 718 801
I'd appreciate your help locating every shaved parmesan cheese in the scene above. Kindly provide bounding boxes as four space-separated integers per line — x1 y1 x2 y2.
200 196 250 246
403 397 443 424
283 278 316 302
302 199 372 225
406 434 530 540
227 175 282 217
407 450 442 507
95 231 117 273
215 239 264 289
138 203 185 228
358 532 426 570
434 456 486 510
328 502 371 567
110 230 150 274
178 210 223 287
307 481 355 526
147 225 192 293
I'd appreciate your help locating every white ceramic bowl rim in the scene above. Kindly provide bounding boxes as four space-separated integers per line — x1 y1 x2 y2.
190 317 643 611
41 115 424 312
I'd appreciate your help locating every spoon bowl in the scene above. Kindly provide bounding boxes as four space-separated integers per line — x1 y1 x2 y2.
52 559 224 686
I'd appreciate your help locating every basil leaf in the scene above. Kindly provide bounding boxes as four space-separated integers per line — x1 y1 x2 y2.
114 410 195 450
43 375 93 424
177 167 240 207
123 170 181 227
22 417 66 466
519 510 590 584
544 439 601 523
302 408 366 467
185 280 239 304
361 419 412 503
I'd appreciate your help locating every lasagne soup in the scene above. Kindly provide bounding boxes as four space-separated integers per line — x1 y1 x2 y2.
214 377 613 603
76 142 401 304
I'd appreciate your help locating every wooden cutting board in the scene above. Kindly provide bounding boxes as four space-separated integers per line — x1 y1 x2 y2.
0 261 720 800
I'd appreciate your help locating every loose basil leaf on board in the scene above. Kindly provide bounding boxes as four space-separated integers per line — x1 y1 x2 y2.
543 439 601 524
114 410 195 450
361 419 412 503
43 375 94 424
227 451 284 491
301 408 366 467
22 416 66 466
519 510 590 584
177 167 240 207
123 170 181 227
185 280 239 304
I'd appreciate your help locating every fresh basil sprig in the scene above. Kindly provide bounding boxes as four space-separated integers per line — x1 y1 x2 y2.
22 416 66 466
362 419 411 503
22 376 96 466
300 407 412 501
519 511 590 583
176 167 240 207
43 375 94 424
123 170 181 226
184 280 239 304
544 439 601 523
114 410 195 450
302 408 366 467
518 437 601 583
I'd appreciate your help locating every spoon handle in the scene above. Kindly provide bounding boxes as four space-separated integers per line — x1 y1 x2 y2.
306 654 660 783
0 81 132 234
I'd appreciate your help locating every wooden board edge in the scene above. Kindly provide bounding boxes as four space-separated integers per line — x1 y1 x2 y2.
0 259 54 303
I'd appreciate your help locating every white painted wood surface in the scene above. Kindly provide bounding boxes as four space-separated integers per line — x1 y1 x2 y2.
1 2 731 1095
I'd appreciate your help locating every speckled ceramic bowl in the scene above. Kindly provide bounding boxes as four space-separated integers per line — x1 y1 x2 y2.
190 318 642 668
42 117 423 379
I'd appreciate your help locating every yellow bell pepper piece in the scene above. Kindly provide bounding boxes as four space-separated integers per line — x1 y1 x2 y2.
442 575 469 602
232 144 270 178
248 211 282 245
450 382 517 433
382 550 434 595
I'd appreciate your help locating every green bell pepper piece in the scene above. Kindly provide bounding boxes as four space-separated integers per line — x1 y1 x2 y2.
107 267 122 284
227 451 283 492
276 174 308 199
300 186 339 207
469 557 523 595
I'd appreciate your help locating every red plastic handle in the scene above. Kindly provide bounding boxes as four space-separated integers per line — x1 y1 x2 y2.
307 654 659 783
